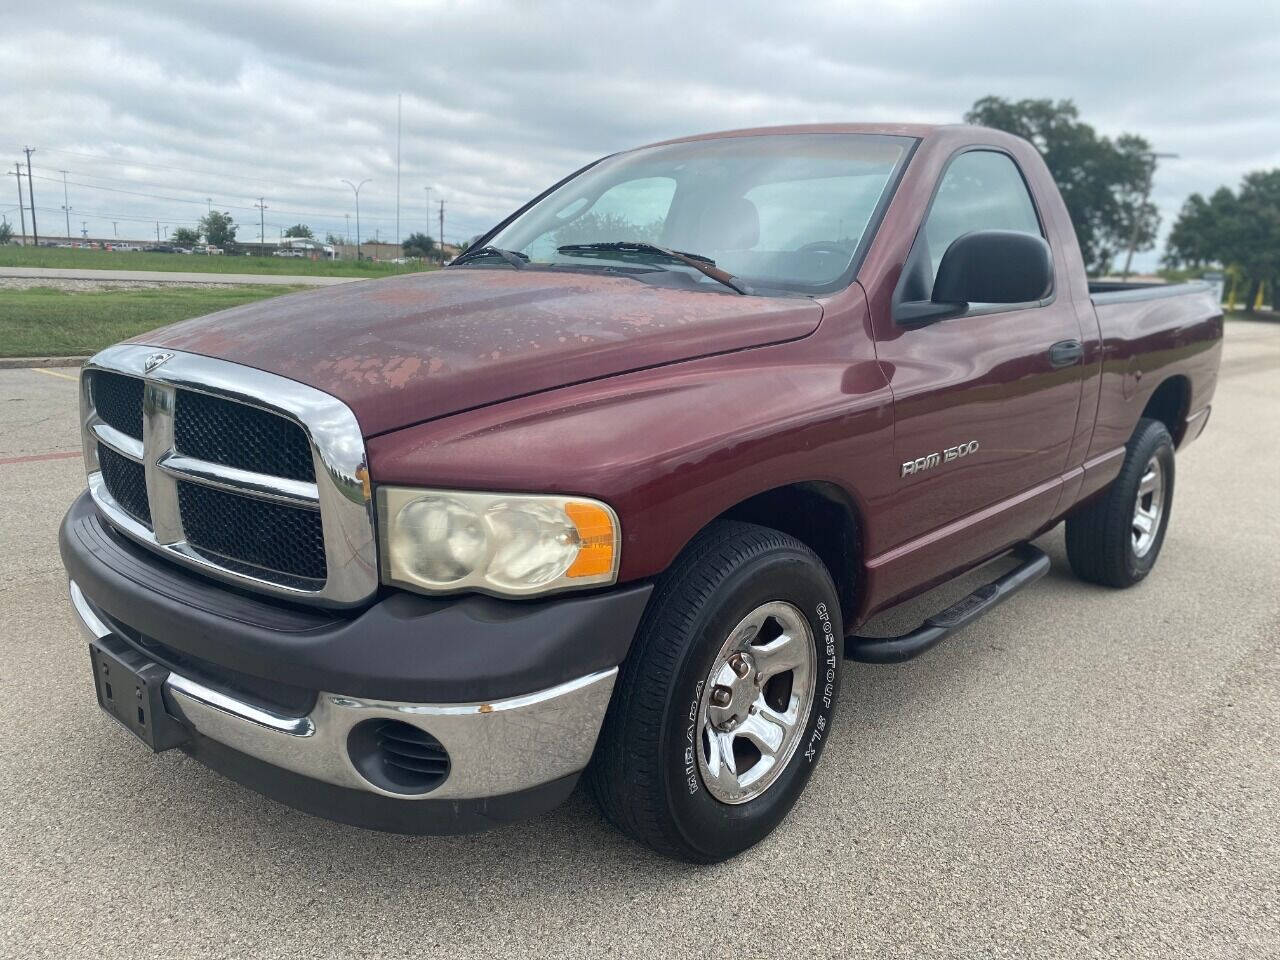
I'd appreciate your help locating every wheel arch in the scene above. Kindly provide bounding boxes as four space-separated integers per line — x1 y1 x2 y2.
1141 374 1191 447
715 481 863 625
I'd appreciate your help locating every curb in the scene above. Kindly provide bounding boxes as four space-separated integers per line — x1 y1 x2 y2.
0 356 88 369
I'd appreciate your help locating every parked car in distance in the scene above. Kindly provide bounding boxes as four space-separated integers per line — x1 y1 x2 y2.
62 123 1222 863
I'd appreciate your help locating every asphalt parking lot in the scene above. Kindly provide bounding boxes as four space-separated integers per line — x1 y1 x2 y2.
2 321 1277 959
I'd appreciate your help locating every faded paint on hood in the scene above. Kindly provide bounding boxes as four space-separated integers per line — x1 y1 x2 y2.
134 268 824 436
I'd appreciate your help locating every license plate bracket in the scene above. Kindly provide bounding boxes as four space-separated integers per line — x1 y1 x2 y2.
88 638 189 751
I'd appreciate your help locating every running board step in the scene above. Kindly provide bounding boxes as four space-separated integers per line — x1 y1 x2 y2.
845 543 1050 664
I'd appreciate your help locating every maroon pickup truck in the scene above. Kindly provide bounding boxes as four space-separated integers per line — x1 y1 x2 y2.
61 123 1222 862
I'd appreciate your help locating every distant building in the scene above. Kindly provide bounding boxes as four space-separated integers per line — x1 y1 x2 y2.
276 236 336 259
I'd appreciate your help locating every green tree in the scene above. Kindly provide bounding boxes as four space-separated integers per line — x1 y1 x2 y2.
1166 171 1280 311
402 231 436 258
199 210 237 248
0 220 13 244
171 226 200 246
552 212 663 249
965 97 1159 274
284 223 313 238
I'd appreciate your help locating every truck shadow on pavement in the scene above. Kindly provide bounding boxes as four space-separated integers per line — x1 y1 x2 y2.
100 530 1091 889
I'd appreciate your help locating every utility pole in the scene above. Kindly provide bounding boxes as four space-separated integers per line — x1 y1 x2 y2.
61 170 71 241
81 221 88 240
341 178 370 260
395 92 402 245
438 199 444 263
156 222 161 243
112 221 118 238
206 198 212 212
254 198 267 246
1121 150 1178 281
344 212 351 246
12 164 27 245
22 146 37 246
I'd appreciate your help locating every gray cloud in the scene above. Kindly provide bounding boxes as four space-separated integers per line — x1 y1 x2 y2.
4 0 1277 267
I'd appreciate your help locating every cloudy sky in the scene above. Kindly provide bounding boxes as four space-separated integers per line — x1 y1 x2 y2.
4 0 1278 268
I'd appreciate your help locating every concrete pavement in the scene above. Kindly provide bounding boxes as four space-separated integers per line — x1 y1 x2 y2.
1 320 1277 958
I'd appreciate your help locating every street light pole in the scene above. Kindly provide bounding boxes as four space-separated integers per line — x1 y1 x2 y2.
23 146 37 246
61 170 71 241
1121 151 1178 282
341 178 371 260
12 165 26 245
254 198 268 247
423 185 432 246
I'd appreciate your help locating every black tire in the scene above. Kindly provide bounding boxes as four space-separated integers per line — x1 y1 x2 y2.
589 520 843 863
1066 417 1175 588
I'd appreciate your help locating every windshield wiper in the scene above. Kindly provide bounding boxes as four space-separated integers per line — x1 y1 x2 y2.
556 242 751 295
451 245 529 269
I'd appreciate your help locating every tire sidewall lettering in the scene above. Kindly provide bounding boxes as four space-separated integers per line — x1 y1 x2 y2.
667 558 842 848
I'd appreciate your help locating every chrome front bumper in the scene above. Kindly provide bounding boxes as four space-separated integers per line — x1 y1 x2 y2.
70 580 616 801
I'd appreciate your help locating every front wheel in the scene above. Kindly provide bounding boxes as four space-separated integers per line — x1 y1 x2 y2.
589 521 842 863
1066 417 1176 587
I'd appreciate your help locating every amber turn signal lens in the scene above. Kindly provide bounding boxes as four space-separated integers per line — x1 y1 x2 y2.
565 501 616 578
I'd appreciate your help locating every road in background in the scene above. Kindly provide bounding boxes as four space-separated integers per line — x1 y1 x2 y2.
0 266 358 287
1 320 1277 958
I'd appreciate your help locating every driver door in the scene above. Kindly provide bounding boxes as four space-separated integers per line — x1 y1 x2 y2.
871 149 1085 593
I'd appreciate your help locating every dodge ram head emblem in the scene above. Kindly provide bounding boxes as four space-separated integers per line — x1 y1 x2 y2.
143 352 174 372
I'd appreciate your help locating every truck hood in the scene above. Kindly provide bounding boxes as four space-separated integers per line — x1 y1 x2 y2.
134 269 823 436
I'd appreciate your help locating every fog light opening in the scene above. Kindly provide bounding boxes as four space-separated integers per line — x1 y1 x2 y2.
346 718 451 796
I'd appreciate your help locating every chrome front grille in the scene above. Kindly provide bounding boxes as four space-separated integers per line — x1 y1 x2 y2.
80 345 378 606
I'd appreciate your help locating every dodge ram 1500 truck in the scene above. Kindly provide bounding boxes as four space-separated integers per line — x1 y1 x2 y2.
61 123 1222 863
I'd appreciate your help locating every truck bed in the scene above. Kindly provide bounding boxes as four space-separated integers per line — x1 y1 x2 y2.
1089 279 1213 306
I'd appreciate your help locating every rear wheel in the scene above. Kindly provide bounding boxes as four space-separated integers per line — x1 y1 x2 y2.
589 520 842 863
1066 418 1175 587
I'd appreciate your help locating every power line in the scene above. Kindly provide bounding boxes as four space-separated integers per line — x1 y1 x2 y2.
27 170 406 225
15 152 492 244
26 145 348 193
30 204 200 225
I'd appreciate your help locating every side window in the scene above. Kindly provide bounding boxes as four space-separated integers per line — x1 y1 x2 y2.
921 151 1043 294
526 177 676 258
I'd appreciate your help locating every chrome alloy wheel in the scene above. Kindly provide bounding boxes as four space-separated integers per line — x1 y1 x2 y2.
1132 455 1165 558
695 601 817 805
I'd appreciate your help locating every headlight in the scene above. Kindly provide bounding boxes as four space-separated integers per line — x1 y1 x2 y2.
378 487 620 597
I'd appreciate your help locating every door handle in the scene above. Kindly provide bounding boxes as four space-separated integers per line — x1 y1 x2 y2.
1048 339 1084 368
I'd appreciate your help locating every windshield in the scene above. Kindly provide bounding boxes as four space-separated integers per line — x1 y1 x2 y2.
483 133 914 293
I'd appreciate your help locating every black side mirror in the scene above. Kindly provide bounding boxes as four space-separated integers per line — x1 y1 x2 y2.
896 229 1053 326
